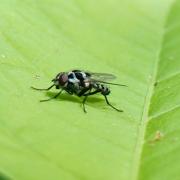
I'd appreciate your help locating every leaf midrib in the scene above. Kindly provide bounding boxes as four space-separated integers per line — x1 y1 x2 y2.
130 2 174 179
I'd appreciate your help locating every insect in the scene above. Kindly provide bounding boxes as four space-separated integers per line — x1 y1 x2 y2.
31 70 127 113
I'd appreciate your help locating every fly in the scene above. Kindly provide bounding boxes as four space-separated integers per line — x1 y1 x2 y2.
31 70 127 113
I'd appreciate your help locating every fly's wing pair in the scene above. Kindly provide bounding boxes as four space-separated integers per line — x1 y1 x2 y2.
85 72 127 87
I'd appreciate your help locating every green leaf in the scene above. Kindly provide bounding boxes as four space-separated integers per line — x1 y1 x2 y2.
0 0 179 179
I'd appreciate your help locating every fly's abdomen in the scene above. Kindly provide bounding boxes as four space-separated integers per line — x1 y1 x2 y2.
93 83 110 95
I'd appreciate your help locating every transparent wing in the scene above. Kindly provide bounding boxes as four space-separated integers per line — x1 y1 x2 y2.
86 72 117 81
85 71 127 87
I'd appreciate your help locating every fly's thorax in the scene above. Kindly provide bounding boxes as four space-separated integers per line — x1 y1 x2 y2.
61 71 81 94
68 72 80 84
69 71 91 89
72 70 89 80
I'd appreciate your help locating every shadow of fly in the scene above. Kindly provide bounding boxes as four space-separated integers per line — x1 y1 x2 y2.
31 70 127 113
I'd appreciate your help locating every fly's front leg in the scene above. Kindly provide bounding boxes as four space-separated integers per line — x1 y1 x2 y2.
31 84 55 91
40 89 63 102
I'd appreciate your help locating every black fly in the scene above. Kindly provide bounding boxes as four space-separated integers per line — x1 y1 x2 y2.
31 70 127 113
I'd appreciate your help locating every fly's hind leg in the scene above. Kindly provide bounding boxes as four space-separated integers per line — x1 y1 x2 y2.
104 95 123 112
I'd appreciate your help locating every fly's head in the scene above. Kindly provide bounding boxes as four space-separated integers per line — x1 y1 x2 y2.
52 72 68 89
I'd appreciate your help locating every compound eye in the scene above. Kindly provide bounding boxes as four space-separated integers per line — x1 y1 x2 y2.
59 74 68 86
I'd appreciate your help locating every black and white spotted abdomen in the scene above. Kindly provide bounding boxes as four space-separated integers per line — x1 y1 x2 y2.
92 83 110 95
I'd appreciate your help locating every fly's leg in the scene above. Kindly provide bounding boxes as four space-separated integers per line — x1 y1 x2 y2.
84 90 123 112
104 95 123 112
82 89 101 113
79 88 92 113
83 89 101 96
82 96 88 113
31 84 55 91
40 89 63 102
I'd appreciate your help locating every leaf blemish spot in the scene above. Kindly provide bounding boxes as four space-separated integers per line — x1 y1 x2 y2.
154 82 158 86
148 130 164 145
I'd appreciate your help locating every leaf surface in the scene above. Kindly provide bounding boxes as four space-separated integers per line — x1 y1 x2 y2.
0 0 179 180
